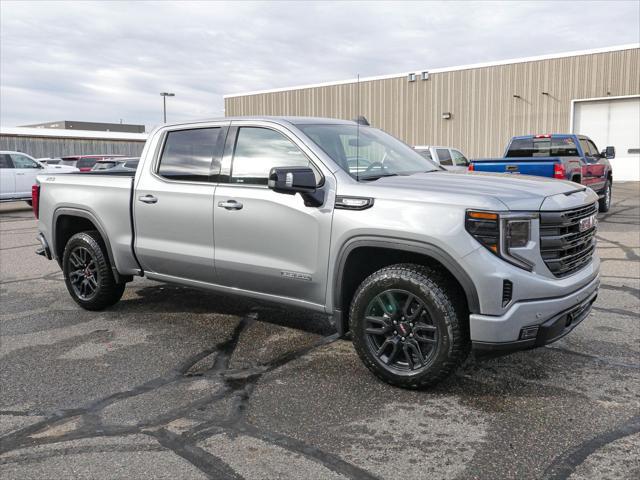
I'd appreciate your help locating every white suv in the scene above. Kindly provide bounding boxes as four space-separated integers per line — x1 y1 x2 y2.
414 145 470 171
0 151 77 204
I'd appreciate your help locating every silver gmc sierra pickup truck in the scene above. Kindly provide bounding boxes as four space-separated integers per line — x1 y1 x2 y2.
33 117 600 389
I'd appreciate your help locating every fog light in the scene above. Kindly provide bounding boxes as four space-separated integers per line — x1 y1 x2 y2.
519 326 539 340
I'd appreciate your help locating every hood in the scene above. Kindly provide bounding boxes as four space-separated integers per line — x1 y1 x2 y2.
362 170 588 210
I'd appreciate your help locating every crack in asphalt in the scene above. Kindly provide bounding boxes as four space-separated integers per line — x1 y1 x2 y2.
599 283 640 300
0 313 377 480
544 345 640 370
596 235 640 262
541 415 640 480
592 306 639 319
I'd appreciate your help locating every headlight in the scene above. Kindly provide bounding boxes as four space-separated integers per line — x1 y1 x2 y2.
466 210 536 270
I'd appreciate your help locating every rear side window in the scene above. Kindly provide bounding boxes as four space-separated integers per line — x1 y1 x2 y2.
416 149 433 161
0 154 13 168
124 160 139 169
436 148 452 166
158 127 223 182
506 137 579 157
231 127 312 185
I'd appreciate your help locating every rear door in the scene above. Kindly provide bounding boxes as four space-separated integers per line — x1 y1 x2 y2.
134 122 228 283
0 154 16 199
10 153 42 196
213 122 333 306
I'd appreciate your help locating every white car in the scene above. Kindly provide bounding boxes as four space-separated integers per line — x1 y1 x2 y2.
0 151 77 204
414 145 470 171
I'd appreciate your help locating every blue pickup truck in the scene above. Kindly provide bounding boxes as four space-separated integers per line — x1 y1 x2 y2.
470 134 615 212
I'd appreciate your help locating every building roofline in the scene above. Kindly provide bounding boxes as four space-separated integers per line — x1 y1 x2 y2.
0 126 148 141
224 43 640 99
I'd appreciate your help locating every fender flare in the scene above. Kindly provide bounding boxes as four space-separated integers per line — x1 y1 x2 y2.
332 236 480 333
52 207 122 282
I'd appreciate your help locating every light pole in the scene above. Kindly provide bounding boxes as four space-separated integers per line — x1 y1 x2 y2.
160 92 175 123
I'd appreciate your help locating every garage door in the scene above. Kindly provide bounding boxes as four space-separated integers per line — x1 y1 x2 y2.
573 96 640 182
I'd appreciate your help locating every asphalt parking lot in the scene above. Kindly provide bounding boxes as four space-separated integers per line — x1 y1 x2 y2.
0 182 638 480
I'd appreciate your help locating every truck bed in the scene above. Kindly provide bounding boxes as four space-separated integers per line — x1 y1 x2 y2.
37 173 140 275
471 156 560 177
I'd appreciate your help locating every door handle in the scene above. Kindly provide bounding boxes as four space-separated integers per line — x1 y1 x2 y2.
218 200 243 210
138 194 158 204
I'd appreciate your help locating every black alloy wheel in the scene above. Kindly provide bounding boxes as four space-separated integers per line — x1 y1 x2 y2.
364 289 438 372
67 246 99 300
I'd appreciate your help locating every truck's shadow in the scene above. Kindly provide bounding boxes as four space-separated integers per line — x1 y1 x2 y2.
115 282 335 336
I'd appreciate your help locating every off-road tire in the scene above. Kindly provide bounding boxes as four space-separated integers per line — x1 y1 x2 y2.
350 263 469 389
598 179 612 213
63 230 125 310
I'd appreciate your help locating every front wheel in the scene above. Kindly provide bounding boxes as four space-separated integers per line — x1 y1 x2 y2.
63 230 125 310
598 179 612 213
349 264 469 389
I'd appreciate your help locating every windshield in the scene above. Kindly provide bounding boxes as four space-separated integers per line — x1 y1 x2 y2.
299 124 439 180
506 137 580 157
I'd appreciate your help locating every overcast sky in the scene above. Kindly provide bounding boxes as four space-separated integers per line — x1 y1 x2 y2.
1 0 638 130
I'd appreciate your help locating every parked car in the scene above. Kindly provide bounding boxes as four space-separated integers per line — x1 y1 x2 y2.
38 158 62 165
33 117 600 389
59 155 126 172
469 134 614 212
0 151 77 204
414 145 470 171
91 157 140 172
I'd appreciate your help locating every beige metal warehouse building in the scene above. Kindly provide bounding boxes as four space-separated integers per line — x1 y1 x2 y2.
225 44 640 181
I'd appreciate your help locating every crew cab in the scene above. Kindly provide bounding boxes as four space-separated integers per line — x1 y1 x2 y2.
414 145 470 171
33 117 600 389
470 134 614 212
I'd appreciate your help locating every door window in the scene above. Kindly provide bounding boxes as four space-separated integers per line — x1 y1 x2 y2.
231 127 313 185
158 127 224 182
436 148 453 166
11 154 40 168
451 149 469 166
587 140 600 157
0 154 14 168
579 139 594 157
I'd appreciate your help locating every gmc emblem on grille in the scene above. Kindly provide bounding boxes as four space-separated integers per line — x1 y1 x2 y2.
579 214 597 232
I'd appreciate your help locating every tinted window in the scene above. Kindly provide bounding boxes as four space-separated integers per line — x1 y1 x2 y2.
416 149 433 161
506 137 579 157
0 154 13 168
76 158 98 169
451 149 469 166
231 127 311 185
124 160 139 169
588 140 600 156
159 128 222 182
93 161 117 170
436 149 452 166
11 154 40 168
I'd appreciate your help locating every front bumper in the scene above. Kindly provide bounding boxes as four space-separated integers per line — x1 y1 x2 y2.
470 274 599 352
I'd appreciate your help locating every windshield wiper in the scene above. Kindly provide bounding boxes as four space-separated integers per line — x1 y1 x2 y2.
359 173 401 181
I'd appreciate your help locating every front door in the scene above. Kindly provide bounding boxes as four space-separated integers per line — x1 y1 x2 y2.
10 153 42 197
134 123 228 283
213 124 333 306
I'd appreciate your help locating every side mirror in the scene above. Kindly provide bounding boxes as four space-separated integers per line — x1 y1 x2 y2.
268 166 324 207
601 146 615 159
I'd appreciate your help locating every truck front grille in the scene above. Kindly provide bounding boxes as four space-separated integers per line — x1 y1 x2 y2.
539 202 598 278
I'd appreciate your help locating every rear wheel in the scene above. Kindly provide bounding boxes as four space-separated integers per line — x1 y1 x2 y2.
63 231 125 310
350 264 469 389
598 179 612 213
